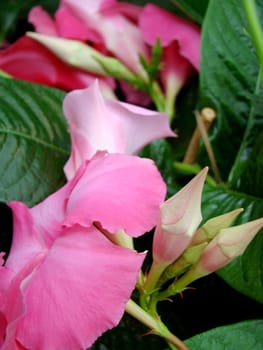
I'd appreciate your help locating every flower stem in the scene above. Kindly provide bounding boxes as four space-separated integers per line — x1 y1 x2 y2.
156 265 203 302
183 108 216 164
125 299 189 350
194 110 221 183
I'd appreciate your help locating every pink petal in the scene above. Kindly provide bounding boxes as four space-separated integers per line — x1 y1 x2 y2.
28 164 89 246
28 6 58 36
63 81 175 178
139 4 200 70
0 255 45 350
161 42 195 87
64 153 166 237
6 202 46 274
55 5 104 43
100 0 142 22
16 226 145 350
26 152 166 238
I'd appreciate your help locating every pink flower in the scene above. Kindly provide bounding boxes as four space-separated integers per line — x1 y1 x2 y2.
63 81 175 179
139 4 200 112
0 152 166 349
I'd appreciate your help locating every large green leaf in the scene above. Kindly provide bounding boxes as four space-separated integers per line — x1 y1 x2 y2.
199 0 262 182
228 88 263 197
185 320 263 349
198 0 263 301
202 183 263 303
0 78 69 206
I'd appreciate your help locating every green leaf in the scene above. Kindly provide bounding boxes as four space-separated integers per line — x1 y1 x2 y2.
0 0 59 43
169 0 209 24
198 0 263 303
199 0 262 182
140 139 180 198
185 319 263 349
120 0 175 13
228 84 263 197
0 78 69 206
202 183 263 303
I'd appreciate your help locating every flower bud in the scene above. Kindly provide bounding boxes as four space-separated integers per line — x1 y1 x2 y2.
195 217 263 275
192 208 244 245
26 32 108 75
152 167 208 267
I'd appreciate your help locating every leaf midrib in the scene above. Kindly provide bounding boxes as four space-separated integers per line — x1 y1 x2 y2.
0 128 69 155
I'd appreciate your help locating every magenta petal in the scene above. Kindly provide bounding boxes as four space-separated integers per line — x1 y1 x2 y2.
63 81 175 178
139 4 200 70
65 153 166 237
16 226 145 350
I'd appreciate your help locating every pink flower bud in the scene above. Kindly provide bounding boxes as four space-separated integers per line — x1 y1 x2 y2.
152 167 208 267
192 208 244 245
196 217 263 275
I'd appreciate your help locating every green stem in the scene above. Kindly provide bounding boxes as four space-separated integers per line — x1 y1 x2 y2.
156 266 203 302
139 260 167 313
150 82 166 113
242 0 263 70
125 299 189 350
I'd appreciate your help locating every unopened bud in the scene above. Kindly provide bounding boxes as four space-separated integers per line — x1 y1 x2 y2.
192 208 244 245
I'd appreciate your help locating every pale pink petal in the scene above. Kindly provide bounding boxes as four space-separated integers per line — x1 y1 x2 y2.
64 153 166 237
62 0 102 14
16 226 145 350
28 6 58 36
139 4 200 70
63 81 175 178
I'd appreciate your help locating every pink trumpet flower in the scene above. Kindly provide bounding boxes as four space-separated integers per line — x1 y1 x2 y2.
63 80 175 179
0 152 166 349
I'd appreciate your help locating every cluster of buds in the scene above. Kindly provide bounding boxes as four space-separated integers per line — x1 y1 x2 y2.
140 168 263 310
